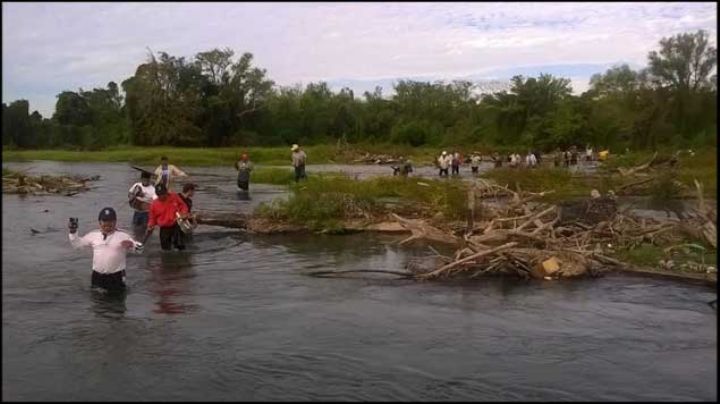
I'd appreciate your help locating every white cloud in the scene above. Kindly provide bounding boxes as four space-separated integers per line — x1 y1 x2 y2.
2 2 716 117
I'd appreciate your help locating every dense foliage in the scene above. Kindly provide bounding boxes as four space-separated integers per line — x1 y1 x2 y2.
2 30 716 151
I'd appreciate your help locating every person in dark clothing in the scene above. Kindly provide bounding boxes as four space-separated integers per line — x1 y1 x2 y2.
177 183 197 245
234 154 253 191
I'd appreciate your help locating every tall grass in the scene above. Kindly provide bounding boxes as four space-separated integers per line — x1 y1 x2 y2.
255 176 468 230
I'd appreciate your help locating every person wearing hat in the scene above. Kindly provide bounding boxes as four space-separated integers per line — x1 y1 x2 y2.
291 144 307 182
128 171 158 236
153 156 188 191
234 153 254 191
145 183 190 251
437 151 451 177
68 207 144 293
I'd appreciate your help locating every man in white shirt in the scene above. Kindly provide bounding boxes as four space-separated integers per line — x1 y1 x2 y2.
128 171 157 235
154 156 188 191
69 207 144 293
470 153 482 174
437 151 451 177
291 144 307 182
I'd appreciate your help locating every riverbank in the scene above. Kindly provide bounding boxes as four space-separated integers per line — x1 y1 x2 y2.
4 146 715 198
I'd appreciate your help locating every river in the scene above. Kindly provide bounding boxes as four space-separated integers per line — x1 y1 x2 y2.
2 161 716 401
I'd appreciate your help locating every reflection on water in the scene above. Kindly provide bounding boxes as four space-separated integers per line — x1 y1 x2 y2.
90 289 127 319
237 190 251 201
146 251 197 315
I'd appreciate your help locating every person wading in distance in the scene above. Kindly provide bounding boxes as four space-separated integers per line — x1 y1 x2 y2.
235 153 254 191
154 156 188 191
291 144 307 182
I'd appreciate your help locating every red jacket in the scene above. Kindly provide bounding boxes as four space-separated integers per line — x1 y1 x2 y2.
148 193 188 228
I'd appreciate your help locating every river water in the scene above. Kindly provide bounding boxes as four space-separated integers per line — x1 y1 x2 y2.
2 161 717 401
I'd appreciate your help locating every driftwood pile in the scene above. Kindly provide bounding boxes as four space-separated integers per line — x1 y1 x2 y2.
352 152 403 165
2 170 100 196
394 179 716 281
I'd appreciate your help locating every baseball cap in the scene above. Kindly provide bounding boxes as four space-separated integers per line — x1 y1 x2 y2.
98 207 117 221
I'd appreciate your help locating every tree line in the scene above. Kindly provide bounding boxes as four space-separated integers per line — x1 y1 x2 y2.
2 30 716 151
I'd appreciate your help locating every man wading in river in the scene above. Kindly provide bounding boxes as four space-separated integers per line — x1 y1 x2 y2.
234 153 253 191
154 156 188 191
128 171 157 237
291 144 307 182
69 207 144 293
145 183 190 251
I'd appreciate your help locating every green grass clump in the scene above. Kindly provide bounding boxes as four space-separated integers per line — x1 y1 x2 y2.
612 244 666 268
255 176 469 231
612 243 717 272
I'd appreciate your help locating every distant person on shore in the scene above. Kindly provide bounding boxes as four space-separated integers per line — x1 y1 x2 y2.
145 183 190 251
234 153 254 191
154 156 188 191
470 153 481 174
68 207 144 293
451 151 461 176
291 144 307 182
437 151 451 177
128 171 157 237
563 150 571 167
525 151 537 168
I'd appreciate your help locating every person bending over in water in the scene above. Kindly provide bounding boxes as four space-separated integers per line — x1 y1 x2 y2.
68 207 144 293
234 153 253 191
146 183 190 251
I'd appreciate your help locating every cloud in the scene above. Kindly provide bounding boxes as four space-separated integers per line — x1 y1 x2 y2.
2 2 716 117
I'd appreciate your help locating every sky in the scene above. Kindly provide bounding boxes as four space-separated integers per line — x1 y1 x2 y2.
2 2 717 117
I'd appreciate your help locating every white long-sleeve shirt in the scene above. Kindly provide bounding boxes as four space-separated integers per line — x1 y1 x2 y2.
128 182 158 210
438 155 451 169
69 230 142 274
154 164 188 189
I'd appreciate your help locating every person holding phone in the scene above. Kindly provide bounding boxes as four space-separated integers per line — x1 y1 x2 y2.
68 207 144 293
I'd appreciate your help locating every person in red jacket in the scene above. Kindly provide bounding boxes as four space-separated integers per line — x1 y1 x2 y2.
145 183 189 251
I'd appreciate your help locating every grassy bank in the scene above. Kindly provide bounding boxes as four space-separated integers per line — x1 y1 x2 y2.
1 144 443 166
256 176 467 231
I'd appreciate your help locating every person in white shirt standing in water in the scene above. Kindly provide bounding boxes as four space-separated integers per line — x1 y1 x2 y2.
128 171 157 237
154 155 188 191
69 207 144 294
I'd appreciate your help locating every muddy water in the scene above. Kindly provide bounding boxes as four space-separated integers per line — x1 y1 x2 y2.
2 161 716 401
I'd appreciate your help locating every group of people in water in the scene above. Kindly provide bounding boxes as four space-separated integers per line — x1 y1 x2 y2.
69 144 309 295
70 141 616 294
68 144 307 292
430 145 610 177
